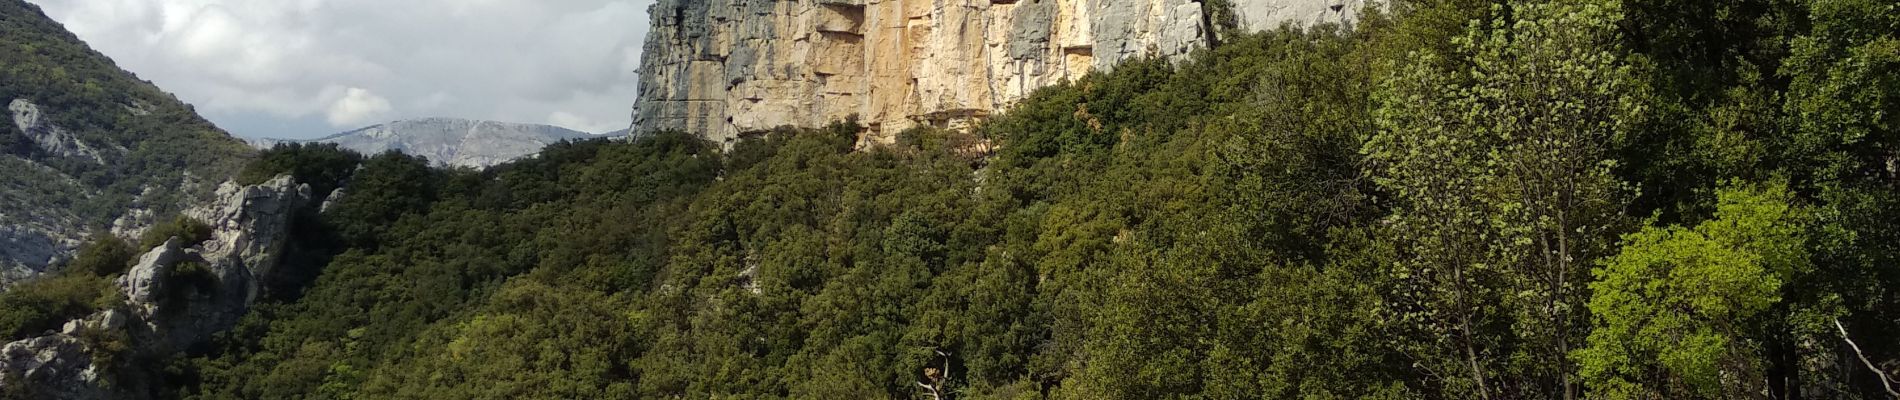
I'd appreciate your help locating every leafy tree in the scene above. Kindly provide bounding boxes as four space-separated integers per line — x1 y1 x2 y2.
1577 182 1807 398
358 281 639 399
1778 0 1900 395
1369 0 1642 397
1611 0 1804 216
1780 0 1898 181
323 151 438 247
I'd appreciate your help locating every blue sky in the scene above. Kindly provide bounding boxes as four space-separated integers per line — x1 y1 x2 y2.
28 0 651 139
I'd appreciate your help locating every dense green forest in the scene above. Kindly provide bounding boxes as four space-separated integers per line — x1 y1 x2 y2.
5 0 1897 398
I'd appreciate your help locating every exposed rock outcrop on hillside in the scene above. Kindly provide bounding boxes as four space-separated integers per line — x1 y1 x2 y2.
631 0 1365 145
0 334 108 399
116 175 309 353
9 99 106 164
3 101 97 285
0 175 310 399
1 1 252 282
0 198 84 285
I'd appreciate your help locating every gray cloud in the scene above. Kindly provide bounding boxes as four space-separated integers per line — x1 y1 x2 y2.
28 0 651 138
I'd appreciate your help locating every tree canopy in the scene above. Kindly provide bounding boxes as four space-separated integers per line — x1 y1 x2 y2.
5 0 1898 399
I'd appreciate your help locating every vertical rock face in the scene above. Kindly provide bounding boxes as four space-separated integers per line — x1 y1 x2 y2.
632 0 1364 146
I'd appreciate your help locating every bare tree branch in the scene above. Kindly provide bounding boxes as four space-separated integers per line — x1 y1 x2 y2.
1835 318 1900 398
916 348 953 400
917 382 941 400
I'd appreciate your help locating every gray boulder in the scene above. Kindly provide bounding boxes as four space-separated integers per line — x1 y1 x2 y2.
115 238 187 309
0 335 109 400
320 186 347 214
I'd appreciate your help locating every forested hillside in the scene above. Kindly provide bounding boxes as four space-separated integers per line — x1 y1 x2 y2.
0 0 253 280
4 0 1895 398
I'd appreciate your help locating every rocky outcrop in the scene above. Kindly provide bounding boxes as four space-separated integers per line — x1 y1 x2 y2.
4 99 108 285
121 175 309 352
8 99 105 164
0 175 310 399
319 186 347 214
0 1 260 284
116 239 186 310
3 98 226 286
631 0 1367 145
0 309 132 400
0 159 90 286
0 220 81 286
184 175 310 290
0 335 108 399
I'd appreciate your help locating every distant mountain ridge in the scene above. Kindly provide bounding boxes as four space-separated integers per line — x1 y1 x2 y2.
259 118 619 168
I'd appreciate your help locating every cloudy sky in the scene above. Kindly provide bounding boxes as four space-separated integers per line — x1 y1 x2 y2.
28 0 652 139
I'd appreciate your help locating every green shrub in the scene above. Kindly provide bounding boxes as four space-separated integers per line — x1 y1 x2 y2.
0 273 120 340
66 234 134 277
160 260 218 309
138 216 213 250
238 142 364 198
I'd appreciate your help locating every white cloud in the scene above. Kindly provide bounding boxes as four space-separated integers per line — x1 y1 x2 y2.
547 111 600 133
26 0 652 139
326 87 392 127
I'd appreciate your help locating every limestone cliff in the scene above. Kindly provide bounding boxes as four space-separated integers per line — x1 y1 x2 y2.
631 0 1364 145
